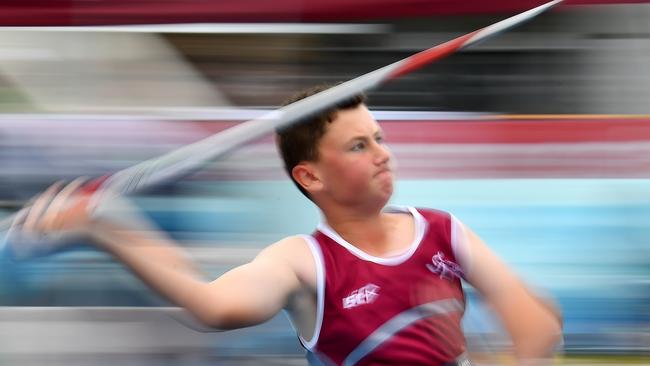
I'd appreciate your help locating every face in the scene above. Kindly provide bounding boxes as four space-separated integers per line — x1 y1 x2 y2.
306 104 394 210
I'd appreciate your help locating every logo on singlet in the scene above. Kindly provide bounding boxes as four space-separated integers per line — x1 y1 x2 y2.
342 283 380 309
426 251 464 280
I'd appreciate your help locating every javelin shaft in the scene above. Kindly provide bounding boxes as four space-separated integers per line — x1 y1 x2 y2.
0 0 562 231
101 0 562 196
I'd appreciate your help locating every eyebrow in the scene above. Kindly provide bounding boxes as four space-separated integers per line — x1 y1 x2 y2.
346 129 384 143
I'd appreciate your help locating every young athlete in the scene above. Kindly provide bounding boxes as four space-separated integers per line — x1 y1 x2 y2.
8 85 562 365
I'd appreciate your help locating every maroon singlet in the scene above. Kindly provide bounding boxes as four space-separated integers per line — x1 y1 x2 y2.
299 206 469 366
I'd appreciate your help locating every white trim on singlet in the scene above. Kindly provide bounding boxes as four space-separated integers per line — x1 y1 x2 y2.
449 213 473 278
298 234 326 350
316 205 427 266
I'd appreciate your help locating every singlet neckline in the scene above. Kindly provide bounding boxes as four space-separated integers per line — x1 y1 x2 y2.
316 205 427 266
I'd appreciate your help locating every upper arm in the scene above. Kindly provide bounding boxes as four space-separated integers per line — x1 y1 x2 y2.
453 218 562 358
452 218 521 301
197 236 305 329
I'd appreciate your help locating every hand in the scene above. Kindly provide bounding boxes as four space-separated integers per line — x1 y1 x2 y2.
6 177 96 259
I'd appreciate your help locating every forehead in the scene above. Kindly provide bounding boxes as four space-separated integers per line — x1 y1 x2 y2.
322 105 380 142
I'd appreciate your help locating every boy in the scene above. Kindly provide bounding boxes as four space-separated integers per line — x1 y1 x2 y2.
9 85 562 365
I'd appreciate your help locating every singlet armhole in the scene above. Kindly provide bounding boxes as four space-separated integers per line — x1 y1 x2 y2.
296 234 326 350
449 213 473 278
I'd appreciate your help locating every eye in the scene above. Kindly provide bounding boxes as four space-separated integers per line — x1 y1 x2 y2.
350 141 366 151
375 135 384 144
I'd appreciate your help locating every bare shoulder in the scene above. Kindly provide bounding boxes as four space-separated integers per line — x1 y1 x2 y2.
257 235 311 258
256 235 317 290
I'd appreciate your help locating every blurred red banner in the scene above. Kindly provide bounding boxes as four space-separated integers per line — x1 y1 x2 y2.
1 0 648 26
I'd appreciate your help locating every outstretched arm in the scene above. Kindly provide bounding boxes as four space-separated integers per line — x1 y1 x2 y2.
456 220 563 363
92 223 303 328
9 181 304 329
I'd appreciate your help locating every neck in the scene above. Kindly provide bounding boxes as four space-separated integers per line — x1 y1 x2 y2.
321 205 392 254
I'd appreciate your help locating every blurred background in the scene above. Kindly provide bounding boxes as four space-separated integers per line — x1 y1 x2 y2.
0 0 648 365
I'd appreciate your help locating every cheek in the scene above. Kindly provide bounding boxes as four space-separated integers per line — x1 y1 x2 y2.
339 158 370 179
323 157 369 187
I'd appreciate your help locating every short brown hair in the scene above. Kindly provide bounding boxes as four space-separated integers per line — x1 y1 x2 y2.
276 84 366 199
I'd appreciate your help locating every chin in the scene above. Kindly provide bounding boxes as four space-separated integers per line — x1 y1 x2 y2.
382 182 394 198
377 187 393 206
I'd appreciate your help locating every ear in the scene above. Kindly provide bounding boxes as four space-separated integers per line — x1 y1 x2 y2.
292 162 323 194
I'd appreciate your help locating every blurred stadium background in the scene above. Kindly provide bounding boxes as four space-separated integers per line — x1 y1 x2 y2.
0 0 648 365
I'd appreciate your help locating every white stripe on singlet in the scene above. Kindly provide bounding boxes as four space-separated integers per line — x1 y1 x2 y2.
342 298 465 366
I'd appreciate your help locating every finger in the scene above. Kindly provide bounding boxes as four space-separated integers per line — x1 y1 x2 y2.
41 177 88 231
22 181 65 233
9 192 47 229
8 206 30 234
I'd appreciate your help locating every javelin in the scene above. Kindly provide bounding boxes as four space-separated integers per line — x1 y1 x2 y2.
0 0 562 231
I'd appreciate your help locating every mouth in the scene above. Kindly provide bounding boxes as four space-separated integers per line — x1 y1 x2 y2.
375 168 392 177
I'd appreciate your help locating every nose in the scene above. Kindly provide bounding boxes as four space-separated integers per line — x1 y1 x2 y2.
373 141 391 166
